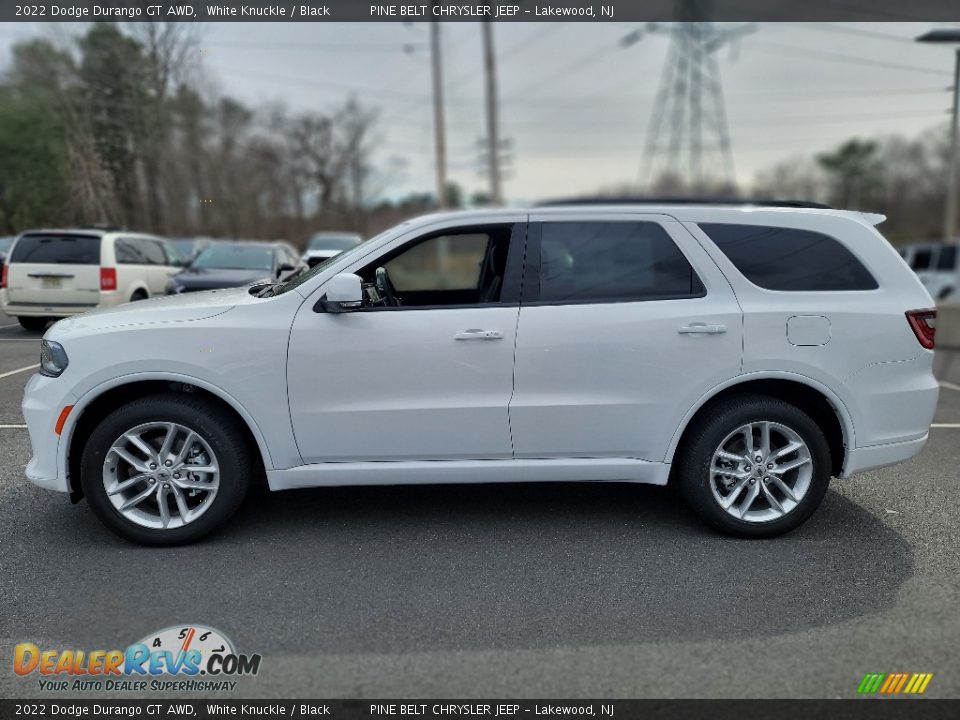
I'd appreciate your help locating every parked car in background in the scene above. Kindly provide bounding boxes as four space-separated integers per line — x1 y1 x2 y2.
166 241 305 294
0 236 13 280
301 231 363 268
22 202 938 544
169 237 214 264
0 228 183 330
900 241 959 301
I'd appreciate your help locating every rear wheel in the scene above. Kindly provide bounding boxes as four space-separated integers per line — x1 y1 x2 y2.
676 395 831 538
80 395 252 545
17 316 48 331
130 289 148 302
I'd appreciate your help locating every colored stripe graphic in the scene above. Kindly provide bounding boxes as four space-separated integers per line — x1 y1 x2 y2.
858 672 933 695
858 673 885 694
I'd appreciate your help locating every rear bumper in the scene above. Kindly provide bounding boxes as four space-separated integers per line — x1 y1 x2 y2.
1 290 124 317
841 433 928 478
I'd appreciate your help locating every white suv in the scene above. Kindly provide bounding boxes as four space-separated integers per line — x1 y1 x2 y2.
21 203 939 544
1 228 183 330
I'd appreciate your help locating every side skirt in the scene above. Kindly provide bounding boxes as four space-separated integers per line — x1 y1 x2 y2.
266 458 671 491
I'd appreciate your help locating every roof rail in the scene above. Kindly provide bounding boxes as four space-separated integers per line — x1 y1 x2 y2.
534 197 832 209
76 223 127 231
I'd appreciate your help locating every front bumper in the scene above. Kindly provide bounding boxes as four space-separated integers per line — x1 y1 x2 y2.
22 372 77 493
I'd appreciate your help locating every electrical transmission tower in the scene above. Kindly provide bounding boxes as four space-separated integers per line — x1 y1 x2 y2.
640 0 753 192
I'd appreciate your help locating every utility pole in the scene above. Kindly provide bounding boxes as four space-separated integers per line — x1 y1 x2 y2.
430 20 448 209
482 21 503 206
915 29 960 241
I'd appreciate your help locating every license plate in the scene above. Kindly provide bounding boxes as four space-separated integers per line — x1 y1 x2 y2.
41 277 61 289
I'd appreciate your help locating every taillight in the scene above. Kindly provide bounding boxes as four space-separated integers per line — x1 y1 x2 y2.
906 309 936 349
100 267 117 291
1 263 7 289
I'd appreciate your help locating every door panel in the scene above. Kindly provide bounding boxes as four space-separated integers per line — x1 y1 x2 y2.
287 306 519 462
509 216 743 462
287 218 527 465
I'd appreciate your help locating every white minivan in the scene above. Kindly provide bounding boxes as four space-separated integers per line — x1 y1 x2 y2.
0 228 183 330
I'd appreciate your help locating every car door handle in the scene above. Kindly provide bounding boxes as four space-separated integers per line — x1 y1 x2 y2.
678 323 727 335
454 329 504 341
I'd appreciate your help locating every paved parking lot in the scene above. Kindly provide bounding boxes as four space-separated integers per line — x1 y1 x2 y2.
0 311 958 699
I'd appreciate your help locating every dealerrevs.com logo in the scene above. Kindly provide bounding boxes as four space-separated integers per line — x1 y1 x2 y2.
13 624 261 692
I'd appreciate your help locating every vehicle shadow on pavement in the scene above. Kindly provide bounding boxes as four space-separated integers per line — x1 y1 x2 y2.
6 479 911 656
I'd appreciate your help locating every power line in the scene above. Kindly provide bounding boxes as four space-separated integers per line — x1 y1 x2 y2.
750 41 952 77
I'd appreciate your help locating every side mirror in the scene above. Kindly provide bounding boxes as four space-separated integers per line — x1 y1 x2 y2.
318 273 363 313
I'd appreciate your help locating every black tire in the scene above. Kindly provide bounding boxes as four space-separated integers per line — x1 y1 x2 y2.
80 394 252 546
130 289 148 302
675 394 831 538
18 316 48 331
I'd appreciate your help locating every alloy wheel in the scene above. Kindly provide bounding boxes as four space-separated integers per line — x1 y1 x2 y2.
709 421 813 523
102 421 220 530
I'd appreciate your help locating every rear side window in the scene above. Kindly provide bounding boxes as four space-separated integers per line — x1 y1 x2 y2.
10 234 101 265
937 246 957 271
699 224 878 291
536 222 704 303
115 238 148 265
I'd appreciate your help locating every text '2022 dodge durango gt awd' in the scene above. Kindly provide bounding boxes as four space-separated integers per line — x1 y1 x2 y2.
22 202 939 544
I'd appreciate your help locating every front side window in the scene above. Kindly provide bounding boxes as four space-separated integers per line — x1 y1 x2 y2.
699 223 878 291
355 225 514 308
140 240 167 266
534 221 704 303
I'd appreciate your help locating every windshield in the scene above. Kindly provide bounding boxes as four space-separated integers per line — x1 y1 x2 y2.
171 239 197 255
191 244 273 271
309 234 361 251
273 228 395 295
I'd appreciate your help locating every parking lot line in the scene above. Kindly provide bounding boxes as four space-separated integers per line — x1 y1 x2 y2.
931 423 960 428
0 424 27 429
940 380 960 393
0 363 39 379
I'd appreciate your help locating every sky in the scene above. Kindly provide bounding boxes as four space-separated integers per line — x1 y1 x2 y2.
1 21 958 204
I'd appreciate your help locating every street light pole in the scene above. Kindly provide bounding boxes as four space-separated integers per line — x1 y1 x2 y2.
946 48 960 242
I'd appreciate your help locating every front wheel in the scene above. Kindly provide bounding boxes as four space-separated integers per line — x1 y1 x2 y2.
676 395 831 538
80 394 252 545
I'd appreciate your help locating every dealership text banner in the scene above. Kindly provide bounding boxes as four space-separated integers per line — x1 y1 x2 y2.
5 0 960 22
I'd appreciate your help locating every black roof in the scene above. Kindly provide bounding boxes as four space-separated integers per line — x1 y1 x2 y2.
534 197 832 209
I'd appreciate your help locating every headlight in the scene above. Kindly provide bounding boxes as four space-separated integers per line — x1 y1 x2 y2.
40 339 69 377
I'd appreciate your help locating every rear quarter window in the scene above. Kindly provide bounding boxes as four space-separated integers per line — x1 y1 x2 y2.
698 223 878 291
10 234 101 265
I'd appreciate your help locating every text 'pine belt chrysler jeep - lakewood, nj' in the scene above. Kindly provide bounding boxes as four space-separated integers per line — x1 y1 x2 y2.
19 201 939 545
